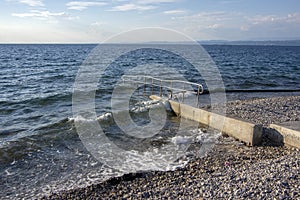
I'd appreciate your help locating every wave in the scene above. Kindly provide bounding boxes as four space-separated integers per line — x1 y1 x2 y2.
97 113 113 121
1 98 168 150
0 117 78 164
171 135 192 145
171 128 221 145
68 113 113 124
71 99 172 124
130 99 172 113
0 92 72 107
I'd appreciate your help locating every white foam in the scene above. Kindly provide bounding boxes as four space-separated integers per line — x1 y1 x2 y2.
171 136 193 145
130 100 165 113
170 128 221 146
195 130 222 143
70 99 171 124
68 115 96 122
96 113 112 121
69 112 113 123
172 91 195 100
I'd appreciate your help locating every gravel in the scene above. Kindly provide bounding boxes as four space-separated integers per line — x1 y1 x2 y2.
209 95 300 126
42 95 300 200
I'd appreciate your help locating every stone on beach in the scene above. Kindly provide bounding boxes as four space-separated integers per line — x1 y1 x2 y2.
42 96 300 200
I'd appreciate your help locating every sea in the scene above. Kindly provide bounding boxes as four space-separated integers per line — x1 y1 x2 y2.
0 44 299 199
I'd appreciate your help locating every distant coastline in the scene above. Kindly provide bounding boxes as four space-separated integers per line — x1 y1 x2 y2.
199 40 300 46
1 40 300 46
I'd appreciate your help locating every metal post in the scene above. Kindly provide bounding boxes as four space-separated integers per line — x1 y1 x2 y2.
151 78 154 95
170 81 173 99
143 76 146 96
182 82 185 103
197 85 200 107
160 80 162 97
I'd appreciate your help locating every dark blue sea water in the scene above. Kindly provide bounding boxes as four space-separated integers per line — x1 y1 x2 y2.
0 44 299 198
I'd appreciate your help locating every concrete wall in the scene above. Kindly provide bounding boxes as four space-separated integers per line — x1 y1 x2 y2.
270 122 300 148
150 95 262 146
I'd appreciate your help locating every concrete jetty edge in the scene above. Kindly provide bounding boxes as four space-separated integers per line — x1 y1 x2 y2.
269 121 300 148
150 95 262 146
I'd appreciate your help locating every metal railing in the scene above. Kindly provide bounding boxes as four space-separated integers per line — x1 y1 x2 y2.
121 75 204 107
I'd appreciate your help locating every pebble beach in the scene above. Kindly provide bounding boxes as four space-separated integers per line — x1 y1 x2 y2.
42 95 300 199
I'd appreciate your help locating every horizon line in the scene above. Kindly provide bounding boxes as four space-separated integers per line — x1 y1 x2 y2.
0 39 300 45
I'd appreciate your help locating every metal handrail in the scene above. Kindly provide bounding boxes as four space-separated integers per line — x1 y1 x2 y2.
121 75 204 106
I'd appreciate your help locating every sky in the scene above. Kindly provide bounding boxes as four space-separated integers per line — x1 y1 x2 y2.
0 0 299 43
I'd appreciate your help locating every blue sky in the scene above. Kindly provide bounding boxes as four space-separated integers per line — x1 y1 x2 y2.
0 0 299 43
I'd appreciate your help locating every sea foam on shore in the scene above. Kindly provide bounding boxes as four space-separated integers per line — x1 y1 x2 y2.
42 95 300 199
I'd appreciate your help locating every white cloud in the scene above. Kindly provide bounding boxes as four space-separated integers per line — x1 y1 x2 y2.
0 23 110 43
163 9 186 15
207 24 222 29
165 11 245 40
12 10 65 18
248 15 278 24
219 0 242 4
18 0 44 6
237 13 300 38
240 25 249 31
109 0 177 11
174 11 236 22
91 21 106 26
110 3 156 11
7 0 44 6
137 0 177 4
248 13 300 25
66 1 107 11
67 15 80 20
286 13 300 23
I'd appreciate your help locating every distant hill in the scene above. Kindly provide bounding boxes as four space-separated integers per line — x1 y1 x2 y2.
199 40 300 46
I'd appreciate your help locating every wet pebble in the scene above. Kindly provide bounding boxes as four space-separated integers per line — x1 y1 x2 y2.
42 96 300 199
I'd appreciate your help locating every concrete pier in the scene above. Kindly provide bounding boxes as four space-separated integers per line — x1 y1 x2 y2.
150 95 262 146
269 121 300 148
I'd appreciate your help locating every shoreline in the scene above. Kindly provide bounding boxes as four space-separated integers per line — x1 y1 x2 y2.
42 95 300 199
